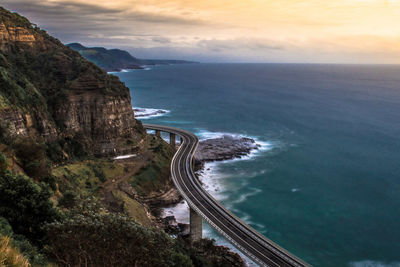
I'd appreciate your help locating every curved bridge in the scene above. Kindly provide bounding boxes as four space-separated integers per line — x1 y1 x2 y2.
144 124 310 267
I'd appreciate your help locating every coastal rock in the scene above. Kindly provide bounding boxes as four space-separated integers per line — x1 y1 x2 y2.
193 239 246 267
143 187 182 206
194 135 260 163
0 23 36 50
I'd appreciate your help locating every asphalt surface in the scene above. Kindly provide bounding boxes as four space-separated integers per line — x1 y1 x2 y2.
144 124 310 267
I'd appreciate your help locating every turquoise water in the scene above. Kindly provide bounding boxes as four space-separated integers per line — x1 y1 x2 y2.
114 64 400 267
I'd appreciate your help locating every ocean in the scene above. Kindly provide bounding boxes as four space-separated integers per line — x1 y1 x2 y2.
113 64 400 267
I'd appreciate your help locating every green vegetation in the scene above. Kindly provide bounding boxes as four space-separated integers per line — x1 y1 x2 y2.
66 42 196 72
66 43 142 72
0 7 32 28
0 217 50 266
0 171 59 243
112 190 152 226
0 7 131 137
130 136 174 196
13 138 50 179
0 235 30 267
45 135 89 163
52 160 124 195
0 7 243 267
45 200 193 267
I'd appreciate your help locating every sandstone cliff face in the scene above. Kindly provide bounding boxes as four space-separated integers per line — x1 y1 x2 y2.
0 7 144 156
58 92 140 155
0 22 36 50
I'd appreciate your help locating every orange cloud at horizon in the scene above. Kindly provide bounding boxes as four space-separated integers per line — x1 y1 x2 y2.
3 0 400 63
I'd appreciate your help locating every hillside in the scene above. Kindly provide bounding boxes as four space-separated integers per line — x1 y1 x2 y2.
0 7 244 267
67 42 143 72
0 7 145 157
67 42 197 72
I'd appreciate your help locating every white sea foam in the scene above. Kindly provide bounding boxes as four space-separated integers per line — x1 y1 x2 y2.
107 69 130 74
113 154 137 160
108 68 150 74
349 260 400 267
133 107 170 119
161 128 272 267
291 188 301 193
197 162 230 201
231 187 262 204
163 201 189 224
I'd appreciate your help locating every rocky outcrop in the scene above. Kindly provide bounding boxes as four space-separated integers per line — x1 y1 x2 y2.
57 92 140 155
0 22 36 50
194 135 260 163
0 7 144 156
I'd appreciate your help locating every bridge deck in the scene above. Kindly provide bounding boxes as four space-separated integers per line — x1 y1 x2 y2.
144 124 310 267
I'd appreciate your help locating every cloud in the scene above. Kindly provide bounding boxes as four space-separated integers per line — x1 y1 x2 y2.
151 36 171 44
1 0 400 63
2 0 208 25
0 0 210 42
197 38 285 52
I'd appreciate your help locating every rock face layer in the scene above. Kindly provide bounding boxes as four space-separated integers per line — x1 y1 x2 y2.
0 7 144 156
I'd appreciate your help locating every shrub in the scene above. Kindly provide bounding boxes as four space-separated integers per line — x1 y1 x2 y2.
0 235 30 267
0 216 53 266
0 122 14 145
13 138 50 179
90 163 106 182
58 190 77 208
45 200 193 267
0 171 58 244
0 153 7 173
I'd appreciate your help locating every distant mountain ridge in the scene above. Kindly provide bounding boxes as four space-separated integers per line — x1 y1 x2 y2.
67 43 197 72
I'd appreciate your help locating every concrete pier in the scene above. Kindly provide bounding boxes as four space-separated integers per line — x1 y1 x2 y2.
190 207 202 242
155 129 161 137
170 133 176 147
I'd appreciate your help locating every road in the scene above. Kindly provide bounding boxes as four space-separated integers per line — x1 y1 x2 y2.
143 124 310 267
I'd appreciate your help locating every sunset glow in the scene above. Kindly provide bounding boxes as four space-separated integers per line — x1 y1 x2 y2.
2 0 400 63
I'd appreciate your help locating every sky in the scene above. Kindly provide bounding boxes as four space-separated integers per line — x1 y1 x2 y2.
1 0 400 63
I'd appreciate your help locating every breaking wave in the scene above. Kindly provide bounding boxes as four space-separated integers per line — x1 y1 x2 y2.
133 107 170 119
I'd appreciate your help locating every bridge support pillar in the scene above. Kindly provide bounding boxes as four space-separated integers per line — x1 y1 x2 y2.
170 133 176 147
155 130 161 137
190 207 202 242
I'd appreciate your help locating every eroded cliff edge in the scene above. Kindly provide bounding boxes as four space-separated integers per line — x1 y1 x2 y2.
0 7 144 157
0 7 246 266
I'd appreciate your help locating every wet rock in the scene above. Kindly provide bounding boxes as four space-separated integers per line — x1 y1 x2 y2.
194 135 260 163
178 223 190 237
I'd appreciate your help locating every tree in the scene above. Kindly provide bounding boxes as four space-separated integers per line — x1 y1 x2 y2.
45 200 193 267
0 171 58 244
13 138 50 179
0 153 7 173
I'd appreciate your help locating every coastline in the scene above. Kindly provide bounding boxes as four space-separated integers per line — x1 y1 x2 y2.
161 133 272 267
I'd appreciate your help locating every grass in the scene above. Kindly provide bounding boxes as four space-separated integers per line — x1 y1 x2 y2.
112 190 152 226
0 235 31 267
129 137 174 196
52 160 125 195
0 93 10 110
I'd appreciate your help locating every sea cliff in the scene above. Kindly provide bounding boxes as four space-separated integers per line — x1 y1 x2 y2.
0 7 245 266
0 7 144 157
